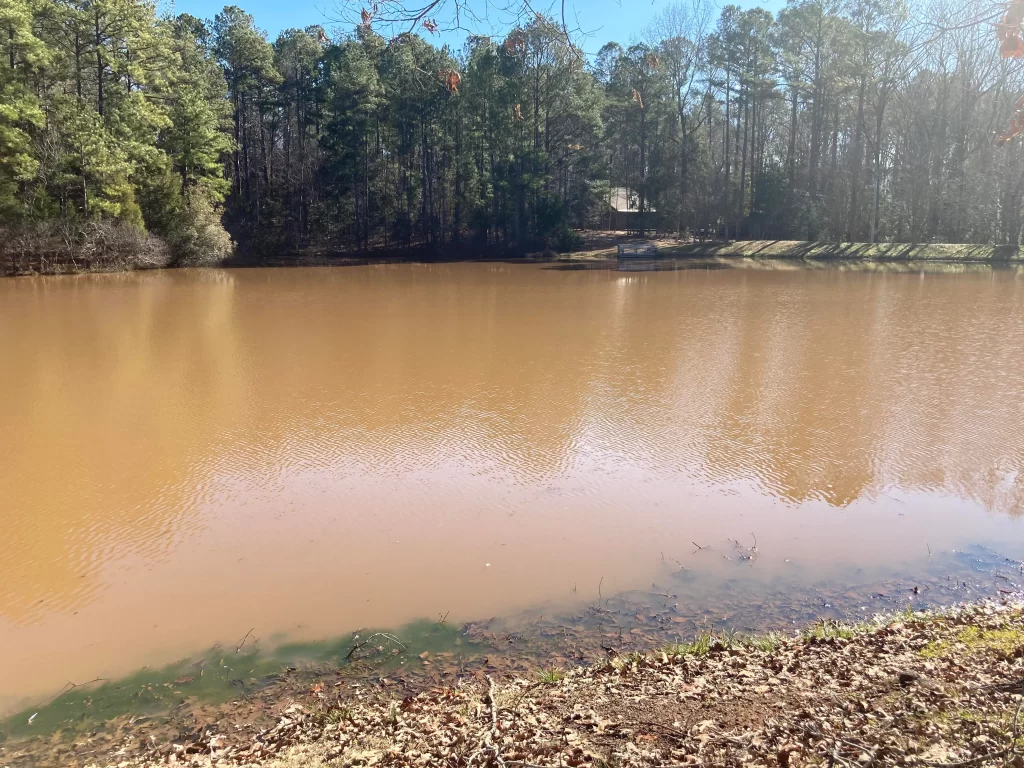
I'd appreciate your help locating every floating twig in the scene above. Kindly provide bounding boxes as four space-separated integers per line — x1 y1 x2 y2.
667 554 688 575
235 628 255 653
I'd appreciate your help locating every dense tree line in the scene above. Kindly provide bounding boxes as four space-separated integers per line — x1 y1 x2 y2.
1 0 233 267
3 0 1024 266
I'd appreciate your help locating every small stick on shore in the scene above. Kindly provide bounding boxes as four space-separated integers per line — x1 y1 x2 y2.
345 640 368 660
30 677 106 714
487 676 499 736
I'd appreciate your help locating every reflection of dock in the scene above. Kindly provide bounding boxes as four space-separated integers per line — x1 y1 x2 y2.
618 259 681 272
617 241 664 271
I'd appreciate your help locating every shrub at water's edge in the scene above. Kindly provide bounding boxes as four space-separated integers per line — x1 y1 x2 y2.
0 220 170 274
0 181 233 275
0 210 232 276
158 193 234 268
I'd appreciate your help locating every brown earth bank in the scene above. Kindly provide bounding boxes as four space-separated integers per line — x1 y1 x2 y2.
218 235 1024 268
5 601 1023 768
6 232 1024 276
568 237 1024 264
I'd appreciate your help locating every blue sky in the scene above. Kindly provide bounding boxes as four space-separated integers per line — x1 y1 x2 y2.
159 0 784 52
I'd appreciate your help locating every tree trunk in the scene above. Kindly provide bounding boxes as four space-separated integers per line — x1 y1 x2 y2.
740 85 748 228
74 31 82 100
849 72 866 240
870 104 887 243
750 91 758 217
639 100 647 234
94 9 103 117
679 111 688 233
232 85 241 198
724 65 730 237
787 86 797 186
808 83 821 198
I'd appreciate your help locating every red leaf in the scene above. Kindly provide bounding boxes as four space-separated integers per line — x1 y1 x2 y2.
1000 34 1024 58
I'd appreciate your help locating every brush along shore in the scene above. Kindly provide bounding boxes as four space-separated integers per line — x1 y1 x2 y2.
61 600 1023 768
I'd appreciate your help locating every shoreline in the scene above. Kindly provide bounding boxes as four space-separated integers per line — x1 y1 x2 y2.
5 237 1024 278
576 239 1024 264
3 597 1023 767
130 600 1024 768
241 600 1024 768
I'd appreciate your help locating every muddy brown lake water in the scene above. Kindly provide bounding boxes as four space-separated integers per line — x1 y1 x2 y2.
2 262 1024 716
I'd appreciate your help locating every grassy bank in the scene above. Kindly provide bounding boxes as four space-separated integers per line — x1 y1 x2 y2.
235 237 1024 267
680 240 1024 262
6 600 1019 768
568 237 1024 264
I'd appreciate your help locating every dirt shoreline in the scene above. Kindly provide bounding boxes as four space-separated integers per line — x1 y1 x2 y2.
222 237 1024 268
3 600 1020 768
6 236 1024 277
566 238 1024 264
159 601 1024 768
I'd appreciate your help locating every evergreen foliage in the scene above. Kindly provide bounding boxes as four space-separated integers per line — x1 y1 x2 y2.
2 0 1024 268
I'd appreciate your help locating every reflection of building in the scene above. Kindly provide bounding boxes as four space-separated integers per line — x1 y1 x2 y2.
606 187 659 233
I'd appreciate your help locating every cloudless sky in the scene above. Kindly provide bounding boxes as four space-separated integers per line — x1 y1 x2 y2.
160 0 785 53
